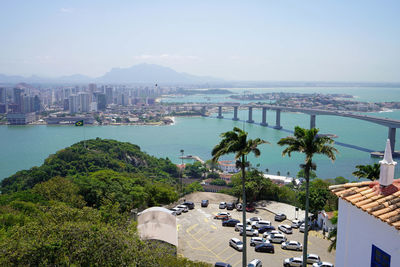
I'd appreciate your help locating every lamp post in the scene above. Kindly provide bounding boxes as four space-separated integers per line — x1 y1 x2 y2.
180 149 184 194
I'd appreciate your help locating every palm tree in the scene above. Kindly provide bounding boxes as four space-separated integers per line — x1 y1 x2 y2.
212 127 268 267
278 126 337 267
352 163 380 181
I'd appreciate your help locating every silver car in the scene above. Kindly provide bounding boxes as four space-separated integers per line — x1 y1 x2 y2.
240 227 259 237
176 205 188 212
278 224 293 234
312 262 334 267
250 237 268 246
229 238 243 251
170 207 182 215
305 254 321 264
281 240 302 251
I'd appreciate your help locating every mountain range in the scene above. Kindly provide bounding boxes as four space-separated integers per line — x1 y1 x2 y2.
0 64 222 84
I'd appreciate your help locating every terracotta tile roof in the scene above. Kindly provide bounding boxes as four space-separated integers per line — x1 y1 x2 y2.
329 179 400 230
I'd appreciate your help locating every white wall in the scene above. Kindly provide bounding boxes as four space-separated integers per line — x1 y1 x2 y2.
336 198 400 267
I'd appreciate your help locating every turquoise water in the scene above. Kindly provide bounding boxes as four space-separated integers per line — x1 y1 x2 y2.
1 87 400 181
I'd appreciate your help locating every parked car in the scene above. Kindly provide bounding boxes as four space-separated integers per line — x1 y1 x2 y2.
240 226 259 237
246 205 256 212
263 230 283 238
226 202 235 210
283 257 303 267
252 220 271 229
236 203 243 211
312 262 334 267
201 199 209 207
258 225 275 234
182 201 195 209
222 219 240 227
305 254 321 264
214 212 231 220
215 262 232 267
278 224 293 234
219 202 227 209
176 205 188 212
250 237 268 246
246 217 262 224
255 242 274 253
291 219 302 228
299 221 311 232
267 233 286 243
247 259 262 267
274 213 287 221
229 238 243 251
281 240 302 251
170 207 182 215
235 223 244 232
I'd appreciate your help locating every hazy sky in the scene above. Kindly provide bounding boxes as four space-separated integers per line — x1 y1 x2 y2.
1 0 399 82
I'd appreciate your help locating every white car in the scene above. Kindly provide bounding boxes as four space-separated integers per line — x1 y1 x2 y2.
235 223 244 232
252 220 271 229
246 217 262 224
263 230 283 238
291 219 302 228
176 205 188 212
229 238 243 251
247 259 262 267
299 221 311 232
304 254 321 264
170 207 182 215
312 262 334 267
281 240 302 251
219 202 227 209
240 226 259 237
250 237 268 246
267 233 286 243
283 257 303 267
278 224 293 234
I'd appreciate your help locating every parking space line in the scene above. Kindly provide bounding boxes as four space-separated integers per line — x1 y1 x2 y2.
210 224 217 230
186 223 198 234
187 228 224 262
204 218 209 223
217 246 231 257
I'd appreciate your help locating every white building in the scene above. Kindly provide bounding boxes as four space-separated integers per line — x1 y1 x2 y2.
218 160 239 173
330 140 400 267
317 210 335 232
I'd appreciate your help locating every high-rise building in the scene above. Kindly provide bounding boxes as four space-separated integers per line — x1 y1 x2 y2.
69 95 78 114
106 87 113 104
33 95 41 112
13 88 23 112
97 93 106 111
0 88 6 104
79 93 90 113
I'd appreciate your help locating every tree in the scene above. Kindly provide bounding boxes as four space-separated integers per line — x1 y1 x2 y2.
210 179 226 186
278 126 337 267
297 168 317 179
352 163 380 181
212 127 268 267
327 211 338 252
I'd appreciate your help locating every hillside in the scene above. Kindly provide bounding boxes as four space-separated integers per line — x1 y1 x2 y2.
0 139 209 266
1 138 179 194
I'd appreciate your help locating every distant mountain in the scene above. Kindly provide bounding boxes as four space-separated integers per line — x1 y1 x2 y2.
97 63 221 83
0 64 221 84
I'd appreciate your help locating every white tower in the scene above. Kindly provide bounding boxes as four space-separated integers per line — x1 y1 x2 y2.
379 139 397 186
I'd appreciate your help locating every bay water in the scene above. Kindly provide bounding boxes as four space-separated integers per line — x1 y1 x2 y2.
1 86 399 181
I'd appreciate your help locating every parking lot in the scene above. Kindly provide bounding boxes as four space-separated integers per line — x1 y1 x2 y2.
177 202 335 267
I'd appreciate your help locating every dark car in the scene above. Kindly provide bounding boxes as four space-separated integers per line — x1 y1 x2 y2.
255 242 275 253
246 205 256 212
258 225 276 234
226 202 235 210
201 200 209 207
222 219 240 227
182 201 195 209
274 213 286 222
215 262 232 267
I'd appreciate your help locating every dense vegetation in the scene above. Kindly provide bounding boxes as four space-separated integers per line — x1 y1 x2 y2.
0 139 209 266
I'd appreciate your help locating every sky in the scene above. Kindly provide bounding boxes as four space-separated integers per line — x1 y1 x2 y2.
1 0 399 82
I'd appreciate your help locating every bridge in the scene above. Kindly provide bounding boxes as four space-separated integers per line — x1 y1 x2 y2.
169 103 400 155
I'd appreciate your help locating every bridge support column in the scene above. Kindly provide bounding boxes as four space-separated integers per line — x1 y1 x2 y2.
310 114 316 129
201 106 207 117
247 107 254 123
261 107 268 126
217 106 223 119
388 127 396 155
274 109 282 129
232 106 239 121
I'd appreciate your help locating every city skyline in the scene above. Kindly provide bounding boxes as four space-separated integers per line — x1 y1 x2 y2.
1 1 400 82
